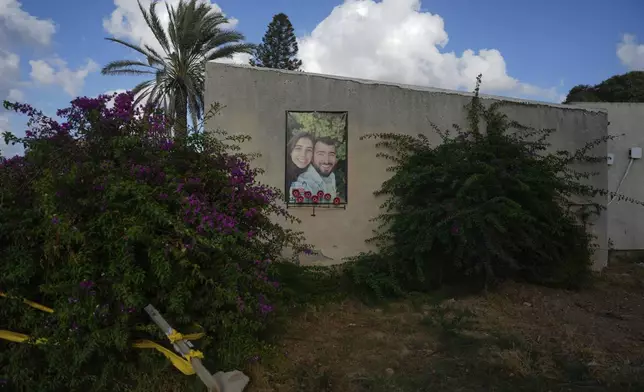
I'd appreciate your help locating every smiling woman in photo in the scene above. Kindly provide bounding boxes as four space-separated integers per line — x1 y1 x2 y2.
285 132 315 195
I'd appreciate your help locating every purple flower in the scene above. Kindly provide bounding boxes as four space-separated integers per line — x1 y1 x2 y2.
160 140 174 151
257 294 274 316
71 96 102 112
79 280 95 290
303 248 313 255
259 303 274 316
51 216 60 225
450 222 460 235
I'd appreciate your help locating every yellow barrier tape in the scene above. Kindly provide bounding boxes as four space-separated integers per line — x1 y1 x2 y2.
167 329 184 343
132 340 196 375
0 330 29 343
0 330 48 344
183 332 205 341
184 349 204 362
0 292 54 314
166 329 205 343
1 331 200 376
1 292 207 376
166 330 206 343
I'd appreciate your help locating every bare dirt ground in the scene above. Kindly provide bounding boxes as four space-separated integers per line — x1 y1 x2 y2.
247 260 644 392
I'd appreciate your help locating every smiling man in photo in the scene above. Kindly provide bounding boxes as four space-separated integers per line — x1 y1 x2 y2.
291 136 338 201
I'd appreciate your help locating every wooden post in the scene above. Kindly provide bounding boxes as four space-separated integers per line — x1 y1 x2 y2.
144 304 221 392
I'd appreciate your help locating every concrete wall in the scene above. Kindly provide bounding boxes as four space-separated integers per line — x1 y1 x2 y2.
572 103 644 250
205 62 609 269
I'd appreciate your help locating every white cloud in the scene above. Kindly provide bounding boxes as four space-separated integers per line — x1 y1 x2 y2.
29 59 55 84
0 114 10 152
212 52 252 65
0 51 20 151
29 58 99 96
0 50 21 103
7 88 24 101
0 1 96 106
0 0 56 46
103 0 238 55
617 34 644 71
298 0 559 101
0 50 19 78
0 113 23 157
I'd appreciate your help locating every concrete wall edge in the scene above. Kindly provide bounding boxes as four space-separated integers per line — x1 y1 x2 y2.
207 62 608 114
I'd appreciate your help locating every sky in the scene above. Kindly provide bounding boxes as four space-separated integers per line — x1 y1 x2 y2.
1 0 643 156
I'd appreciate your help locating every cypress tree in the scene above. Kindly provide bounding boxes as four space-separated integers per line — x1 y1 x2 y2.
250 13 302 70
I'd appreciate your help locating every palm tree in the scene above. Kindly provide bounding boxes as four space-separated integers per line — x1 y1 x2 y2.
102 0 254 141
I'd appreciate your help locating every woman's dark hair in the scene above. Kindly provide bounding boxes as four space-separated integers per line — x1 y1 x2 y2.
285 132 315 192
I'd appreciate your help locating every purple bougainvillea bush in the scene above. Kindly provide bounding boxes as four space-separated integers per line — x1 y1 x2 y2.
0 92 305 391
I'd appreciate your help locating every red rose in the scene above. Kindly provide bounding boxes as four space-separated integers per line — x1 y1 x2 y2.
312 195 319 203
292 189 300 197
304 191 312 199
296 196 304 203
333 197 341 205
317 190 324 197
324 193 331 200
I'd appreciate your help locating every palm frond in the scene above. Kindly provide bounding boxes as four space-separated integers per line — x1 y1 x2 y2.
142 44 166 66
101 59 155 75
104 38 155 59
131 80 154 105
198 31 251 60
205 43 255 61
138 0 171 55
104 0 255 135
165 2 180 54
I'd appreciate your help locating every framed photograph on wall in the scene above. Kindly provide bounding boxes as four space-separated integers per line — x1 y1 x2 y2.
285 111 348 205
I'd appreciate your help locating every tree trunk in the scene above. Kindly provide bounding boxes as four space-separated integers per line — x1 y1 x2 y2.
174 88 188 142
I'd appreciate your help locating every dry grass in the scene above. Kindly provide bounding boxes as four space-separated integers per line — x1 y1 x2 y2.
245 261 644 392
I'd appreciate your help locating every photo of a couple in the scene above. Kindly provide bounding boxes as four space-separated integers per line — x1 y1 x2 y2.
285 111 348 205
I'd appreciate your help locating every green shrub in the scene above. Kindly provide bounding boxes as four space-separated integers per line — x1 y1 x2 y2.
0 93 305 391
348 76 614 294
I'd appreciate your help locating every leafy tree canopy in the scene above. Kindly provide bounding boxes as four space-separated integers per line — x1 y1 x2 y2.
250 13 302 70
563 71 644 103
102 0 254 142
347 76 626 298
0 93 305 391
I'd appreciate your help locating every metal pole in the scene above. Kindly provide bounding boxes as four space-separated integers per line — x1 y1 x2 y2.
144 304 221 392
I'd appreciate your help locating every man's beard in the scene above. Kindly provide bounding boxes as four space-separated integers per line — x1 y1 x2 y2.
313 163 333 177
